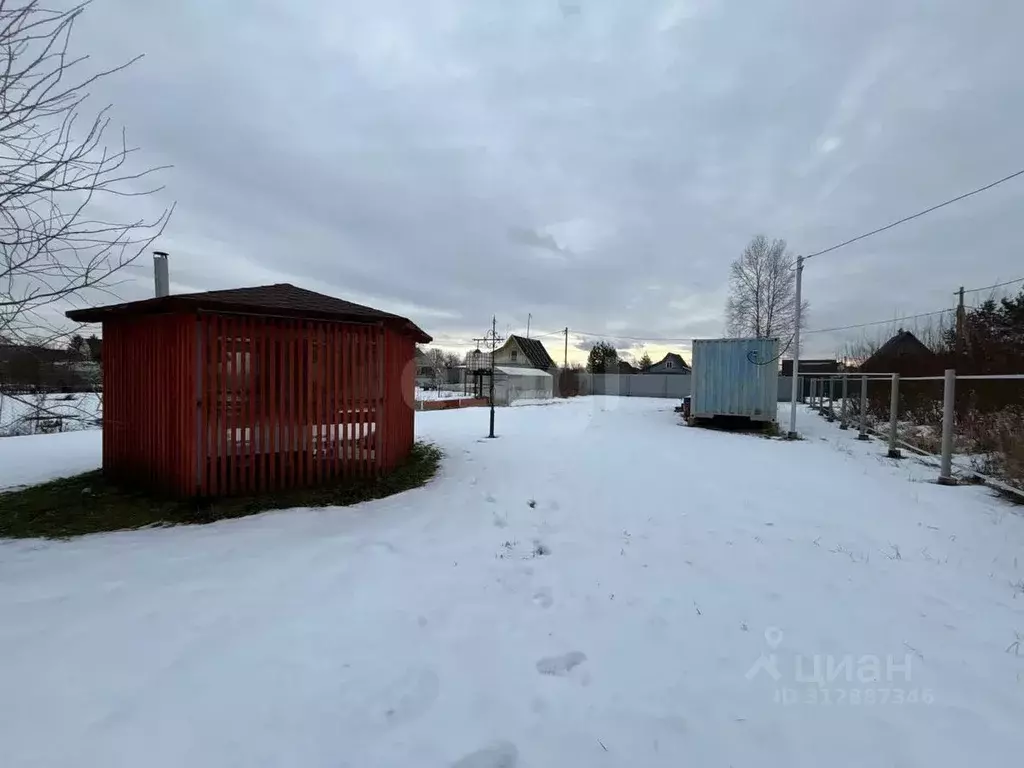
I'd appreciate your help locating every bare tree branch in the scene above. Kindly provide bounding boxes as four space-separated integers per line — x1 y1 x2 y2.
0 1 171 344
725 235 808 339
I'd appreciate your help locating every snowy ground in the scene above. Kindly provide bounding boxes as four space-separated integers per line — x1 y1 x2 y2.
2 398 1024 766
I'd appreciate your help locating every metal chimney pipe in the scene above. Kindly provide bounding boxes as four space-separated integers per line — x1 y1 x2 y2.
153 250 169 297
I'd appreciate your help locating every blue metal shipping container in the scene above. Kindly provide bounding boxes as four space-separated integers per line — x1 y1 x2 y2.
690 338 779 421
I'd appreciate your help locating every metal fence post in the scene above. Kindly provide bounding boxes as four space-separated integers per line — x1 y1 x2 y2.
827 377 836 421
840 375 849 429
857 375 870 440
887 373 901 459
938 369 957 485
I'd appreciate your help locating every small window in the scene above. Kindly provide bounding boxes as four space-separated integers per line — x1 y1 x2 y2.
511 350 518 361
666 360 673 369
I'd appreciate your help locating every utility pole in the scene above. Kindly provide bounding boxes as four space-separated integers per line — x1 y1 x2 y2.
955 285 966 358
474 318 504 438
527 313 531 339
563 327 569 368
787 255 804 439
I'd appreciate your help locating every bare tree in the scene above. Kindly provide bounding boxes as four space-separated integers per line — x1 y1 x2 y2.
725 235 807 339
0 1 171 344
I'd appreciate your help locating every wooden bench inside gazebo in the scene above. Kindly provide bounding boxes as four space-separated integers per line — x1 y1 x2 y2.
67 284 431 498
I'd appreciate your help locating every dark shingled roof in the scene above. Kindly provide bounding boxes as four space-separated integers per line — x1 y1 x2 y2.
508 335 556 370
861 330 936 372
66 283 432 343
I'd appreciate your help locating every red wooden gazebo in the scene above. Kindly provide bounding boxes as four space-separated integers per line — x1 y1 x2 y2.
66 284 431 498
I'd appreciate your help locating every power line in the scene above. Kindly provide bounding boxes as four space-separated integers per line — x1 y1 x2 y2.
960 276 1024 294
803 167 1024 262
571 329 691 343
804 307 956 336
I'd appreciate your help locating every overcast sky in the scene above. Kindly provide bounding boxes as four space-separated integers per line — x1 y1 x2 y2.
68 0 1024 362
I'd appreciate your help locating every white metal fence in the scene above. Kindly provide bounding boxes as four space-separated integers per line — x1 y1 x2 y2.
799 370 1024 501
577 373 798 402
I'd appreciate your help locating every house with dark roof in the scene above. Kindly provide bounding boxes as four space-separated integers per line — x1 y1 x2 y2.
492 334 556 371
860 329 939 374
617 360 639 374
645 352 690 374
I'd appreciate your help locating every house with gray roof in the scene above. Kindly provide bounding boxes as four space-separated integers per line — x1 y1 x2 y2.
645 352 690 374
492 335 556 370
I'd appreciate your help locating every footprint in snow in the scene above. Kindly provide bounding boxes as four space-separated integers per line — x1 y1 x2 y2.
532 587 553 609
452 741 519 768
536 651 587 676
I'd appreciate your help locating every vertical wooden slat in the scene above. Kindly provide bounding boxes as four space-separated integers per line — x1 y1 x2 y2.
208 315 216 497
365 326 372 477
237 316 247 493
350 327 359 477
226 315 235 495
328 323 338 479
233 316 243 495
185 316 195 497
213 314 223 496
177 317 185 493
295 320 303 489
245 315 254 494
174 317 182 494
281 321 288 490
295 322 303 487
340 325 349 472
235 316 244 494
256 318 266 493
286 321 295 489
312 325 321 484
144 322 151 484
361 326 368 476
303 323 313 486
385 329 391 472
270 321 279 491
198 317 207 495
323 322 332 480
372 329 380 475
279 321 288 490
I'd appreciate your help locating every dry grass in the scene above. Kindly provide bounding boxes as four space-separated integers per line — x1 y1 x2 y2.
0 442 442 539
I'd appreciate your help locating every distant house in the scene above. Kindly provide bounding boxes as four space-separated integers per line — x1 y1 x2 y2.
781 359 840 377
860 330 939 374
617 360 639 374
646 352 690 374
492 335 556 371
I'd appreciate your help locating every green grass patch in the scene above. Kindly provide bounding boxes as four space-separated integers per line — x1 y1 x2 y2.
0 442 442 540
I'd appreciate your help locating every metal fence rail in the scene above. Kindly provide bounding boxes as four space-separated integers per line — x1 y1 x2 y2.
801 370 1024 501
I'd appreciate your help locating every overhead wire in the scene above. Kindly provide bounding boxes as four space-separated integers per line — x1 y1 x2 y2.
571 329 692 343
959 276 1024 294
803 167 1024 262
803 307 957 336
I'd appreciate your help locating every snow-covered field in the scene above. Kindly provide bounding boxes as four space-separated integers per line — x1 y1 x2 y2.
2 398 1024 766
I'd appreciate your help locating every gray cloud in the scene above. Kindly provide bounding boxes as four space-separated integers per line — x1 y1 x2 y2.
64 0 1024 359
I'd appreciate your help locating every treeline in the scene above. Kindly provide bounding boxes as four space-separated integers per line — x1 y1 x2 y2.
0 334 102 392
